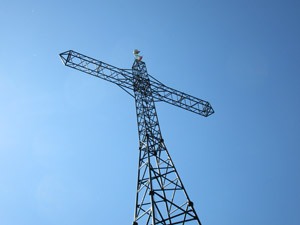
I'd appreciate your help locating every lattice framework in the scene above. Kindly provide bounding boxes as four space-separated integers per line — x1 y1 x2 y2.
59 50 214 225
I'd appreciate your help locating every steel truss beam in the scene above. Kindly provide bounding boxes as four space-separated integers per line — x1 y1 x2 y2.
59 50 214 117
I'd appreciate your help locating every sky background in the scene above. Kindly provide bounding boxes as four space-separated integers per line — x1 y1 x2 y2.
1 0 300 225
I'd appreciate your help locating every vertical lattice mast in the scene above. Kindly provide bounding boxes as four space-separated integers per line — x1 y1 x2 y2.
132 60 201 225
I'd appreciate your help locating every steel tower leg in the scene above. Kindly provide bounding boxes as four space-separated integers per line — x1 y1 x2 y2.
132 61 202 225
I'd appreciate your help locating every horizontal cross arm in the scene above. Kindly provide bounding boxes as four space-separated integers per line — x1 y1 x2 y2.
59 50 134 95
149 77 214 117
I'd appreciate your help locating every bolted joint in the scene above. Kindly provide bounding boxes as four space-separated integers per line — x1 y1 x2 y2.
152 151 157 156
132 222 138 225
160 138 166 149
188 201 194 207
149 190 154 196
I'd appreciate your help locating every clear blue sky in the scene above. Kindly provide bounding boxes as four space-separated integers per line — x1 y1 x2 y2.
0 1 299 225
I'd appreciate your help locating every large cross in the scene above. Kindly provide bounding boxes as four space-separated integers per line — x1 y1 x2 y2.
59 50 214 225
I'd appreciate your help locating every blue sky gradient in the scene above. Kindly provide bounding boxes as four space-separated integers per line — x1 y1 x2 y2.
0 1 299 225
